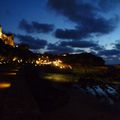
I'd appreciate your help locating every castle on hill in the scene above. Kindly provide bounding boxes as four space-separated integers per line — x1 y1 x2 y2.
0 25 14 46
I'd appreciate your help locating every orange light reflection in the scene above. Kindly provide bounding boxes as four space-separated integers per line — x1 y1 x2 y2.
0 82 11 89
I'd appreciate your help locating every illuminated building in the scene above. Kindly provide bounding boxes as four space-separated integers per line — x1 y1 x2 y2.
0 25 14 46
36 56 72 69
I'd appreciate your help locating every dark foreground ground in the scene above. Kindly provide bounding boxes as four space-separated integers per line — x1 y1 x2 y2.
0 64 120 120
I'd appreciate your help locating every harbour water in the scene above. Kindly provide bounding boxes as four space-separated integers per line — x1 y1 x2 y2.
41 73 120 105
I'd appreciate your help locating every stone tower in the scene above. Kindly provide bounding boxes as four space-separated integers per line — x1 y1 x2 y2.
0 25 14 46
0 25 2 37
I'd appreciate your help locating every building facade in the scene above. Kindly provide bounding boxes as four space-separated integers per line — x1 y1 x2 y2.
0 25 14 46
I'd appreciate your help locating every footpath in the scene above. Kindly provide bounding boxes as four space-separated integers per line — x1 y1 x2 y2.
0 69 41 120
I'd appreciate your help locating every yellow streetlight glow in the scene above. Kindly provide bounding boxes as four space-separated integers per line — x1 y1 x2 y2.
35 57 72 69
0 82 11 89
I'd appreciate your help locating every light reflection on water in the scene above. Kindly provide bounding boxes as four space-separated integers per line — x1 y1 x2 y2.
73 84 119 104
0 82 11 89
0 72 16 75
42 73 77 82
41 73 120 104
42 73 118 94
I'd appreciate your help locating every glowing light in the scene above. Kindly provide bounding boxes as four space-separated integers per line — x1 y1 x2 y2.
15 45 18 48
43 74 73 82
0 25 14 46
35 57 72 69
63 54 67 56
60 66 63 69
36 60 39 64
0 82 11 89
13 57 17 61
0 32 2 38
20 59 23 62
0 26 2 38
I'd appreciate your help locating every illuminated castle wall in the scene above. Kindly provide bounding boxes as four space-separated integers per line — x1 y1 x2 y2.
0 25 14 46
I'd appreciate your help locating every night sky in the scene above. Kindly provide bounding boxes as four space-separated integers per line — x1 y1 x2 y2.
0 0 120 64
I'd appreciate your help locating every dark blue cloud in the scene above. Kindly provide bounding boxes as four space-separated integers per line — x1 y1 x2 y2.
98 49 120 56
16 34 47 49
91 45 104 52
113 40 120 49
60 40 98 48
55 29 88 40
96 48 120 64
48 0 117 39
48 0 97 23
99 0 120 12
47 43 74 54
46 40 101 54
19 19 54 33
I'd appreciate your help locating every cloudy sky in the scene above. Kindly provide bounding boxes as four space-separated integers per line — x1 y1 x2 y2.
0 0 120 64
